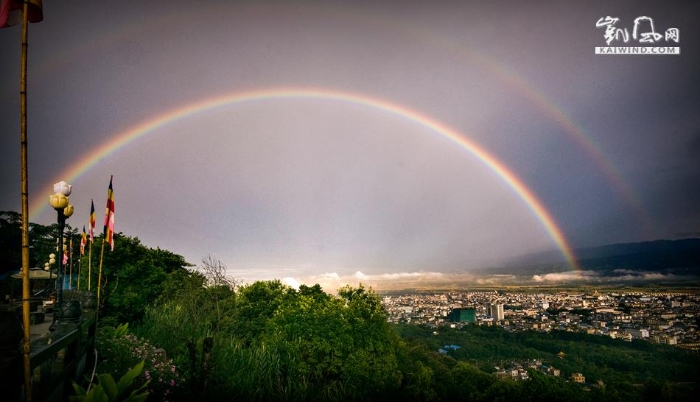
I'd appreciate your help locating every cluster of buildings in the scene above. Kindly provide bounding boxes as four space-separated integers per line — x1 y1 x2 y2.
381 289 700 351
492 358 568 381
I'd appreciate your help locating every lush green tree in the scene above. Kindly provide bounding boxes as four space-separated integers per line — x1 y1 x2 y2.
259 284 401 399
392 338 436 401
0 212 83 298
136 256 237 398
93 233 193 326
449 361 493 401
399 359 438 402
0 211 72 272
517 369 589 402
389 322 700 401
228 279 294 344
196 283 401 400
481 377 522 402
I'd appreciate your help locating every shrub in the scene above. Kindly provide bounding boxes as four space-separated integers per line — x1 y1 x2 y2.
95 323 185 401
70 360 149 402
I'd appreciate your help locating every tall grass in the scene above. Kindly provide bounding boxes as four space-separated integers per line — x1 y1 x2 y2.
206 337 353 401
133 301 212 380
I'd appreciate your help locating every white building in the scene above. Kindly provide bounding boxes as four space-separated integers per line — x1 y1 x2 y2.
488 303 505 321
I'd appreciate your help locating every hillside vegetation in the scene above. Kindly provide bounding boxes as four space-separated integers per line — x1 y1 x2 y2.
1 214 698 401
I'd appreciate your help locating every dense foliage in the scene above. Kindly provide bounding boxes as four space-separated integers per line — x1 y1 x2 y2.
131 274 699 401
396 324 699 386
137 278 403 401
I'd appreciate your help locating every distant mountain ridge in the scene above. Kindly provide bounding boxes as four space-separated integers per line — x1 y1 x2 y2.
484 238 700 277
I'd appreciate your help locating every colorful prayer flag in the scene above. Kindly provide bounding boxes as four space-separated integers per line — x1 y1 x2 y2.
80 225 87 255
104 176 115 251
89 199 96 242
0 0 43 28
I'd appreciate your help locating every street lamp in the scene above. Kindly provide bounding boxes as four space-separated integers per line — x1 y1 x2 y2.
48 181 74 331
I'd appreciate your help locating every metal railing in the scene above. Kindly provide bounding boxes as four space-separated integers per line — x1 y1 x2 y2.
1 309 96 402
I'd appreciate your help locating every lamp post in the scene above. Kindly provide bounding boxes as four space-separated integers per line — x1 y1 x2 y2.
48 181 73 331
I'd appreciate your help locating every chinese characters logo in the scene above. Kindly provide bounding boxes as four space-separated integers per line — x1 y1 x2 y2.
595 16 680 55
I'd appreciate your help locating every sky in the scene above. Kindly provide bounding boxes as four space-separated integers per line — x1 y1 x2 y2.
1 0 699 290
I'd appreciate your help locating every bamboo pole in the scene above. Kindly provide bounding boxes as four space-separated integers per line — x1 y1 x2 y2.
69 238 73 290
96 237 106 309
19 1 33 400
88 238 92 290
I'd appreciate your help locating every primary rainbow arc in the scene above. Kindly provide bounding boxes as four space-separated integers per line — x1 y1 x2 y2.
29 87 581 272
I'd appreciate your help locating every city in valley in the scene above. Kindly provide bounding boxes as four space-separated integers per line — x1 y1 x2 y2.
380 288 700 351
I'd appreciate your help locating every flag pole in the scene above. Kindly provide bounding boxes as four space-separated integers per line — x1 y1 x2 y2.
96 176 114 324
68 237 73 290
88 199 95 291
18 1 33 399
88 238 92 290
97 237 105 310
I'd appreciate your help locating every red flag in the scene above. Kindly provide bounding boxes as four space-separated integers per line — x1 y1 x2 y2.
103 176 115 251
80 226 87 255
89 200 96 242
1 0 43 28
63 248 68 265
